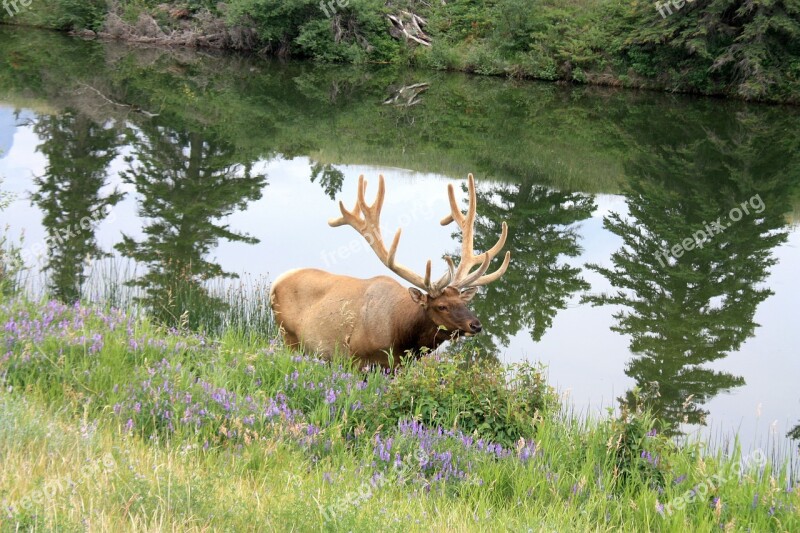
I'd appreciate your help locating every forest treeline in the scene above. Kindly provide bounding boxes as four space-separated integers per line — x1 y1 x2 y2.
1 0 799 103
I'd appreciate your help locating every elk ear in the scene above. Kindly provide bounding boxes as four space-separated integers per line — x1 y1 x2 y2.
408 287 428 307
460 287 479 302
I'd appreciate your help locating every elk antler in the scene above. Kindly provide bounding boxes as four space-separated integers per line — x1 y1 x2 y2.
440 173 510 289
328 175 454 296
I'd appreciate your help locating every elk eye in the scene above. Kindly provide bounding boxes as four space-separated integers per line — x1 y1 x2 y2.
437 305 448 311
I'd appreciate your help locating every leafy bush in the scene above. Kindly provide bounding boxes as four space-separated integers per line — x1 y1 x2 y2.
425 0 494 44
491 0 540 55
604 386 674 491
46 0 107 31
418 43 463 71
365 352 556 447
295 18 362 62
463 43 507 75
612 0 800 100
226 0 398 62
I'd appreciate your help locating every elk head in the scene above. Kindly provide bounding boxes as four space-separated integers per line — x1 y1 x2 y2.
407 286 482 337
328 173 510 339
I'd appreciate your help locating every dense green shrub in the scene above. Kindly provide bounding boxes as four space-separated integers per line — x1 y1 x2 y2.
417 43 463 71
226 0 399 62
611 0 800 100
365 352 557 447
425 0 494 44
45 0 107 31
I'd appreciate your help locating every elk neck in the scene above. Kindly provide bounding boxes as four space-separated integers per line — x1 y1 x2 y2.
393 295 452 355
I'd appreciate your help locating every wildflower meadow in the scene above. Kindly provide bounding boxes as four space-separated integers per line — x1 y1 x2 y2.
0 298 798 531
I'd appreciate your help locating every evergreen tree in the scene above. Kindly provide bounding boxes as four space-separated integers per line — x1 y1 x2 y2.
619 0 800 100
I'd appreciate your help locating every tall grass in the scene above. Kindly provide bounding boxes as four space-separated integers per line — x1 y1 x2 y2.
16 256 277 340
0 296 797 531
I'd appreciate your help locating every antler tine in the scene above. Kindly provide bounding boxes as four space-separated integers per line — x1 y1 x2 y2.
440 174 479 279
461 173 478 275
330 174 451 296
439 183 465 227
358 174 385 220
424 260 432 289
470 251 511 286
328 198 362 228
487 221 508 257
428 256 456 293
465 226 511 287
453 254 491 288
328 175 367 228
387 227 402 266
459 220 508 277
440 174 511 290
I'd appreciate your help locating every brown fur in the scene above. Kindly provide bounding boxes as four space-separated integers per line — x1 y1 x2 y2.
269 268 480 367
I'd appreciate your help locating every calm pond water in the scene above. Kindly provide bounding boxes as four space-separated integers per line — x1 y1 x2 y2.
1 27 799 456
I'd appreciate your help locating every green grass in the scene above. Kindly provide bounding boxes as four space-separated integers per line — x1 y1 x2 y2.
0 296 797 531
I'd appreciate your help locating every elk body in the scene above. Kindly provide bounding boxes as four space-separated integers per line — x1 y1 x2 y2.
269 174 510 367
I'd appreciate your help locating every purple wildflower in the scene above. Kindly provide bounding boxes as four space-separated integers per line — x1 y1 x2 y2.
325 388 337 404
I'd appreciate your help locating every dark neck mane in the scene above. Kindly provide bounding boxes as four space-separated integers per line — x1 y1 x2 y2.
392 303 452 357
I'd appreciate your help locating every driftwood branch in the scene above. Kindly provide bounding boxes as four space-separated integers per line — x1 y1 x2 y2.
383 83 430 107
76 83 161 118
98 12 259 51
387 11 431 47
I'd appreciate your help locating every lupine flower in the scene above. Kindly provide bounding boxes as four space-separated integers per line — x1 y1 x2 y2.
325 388 337 404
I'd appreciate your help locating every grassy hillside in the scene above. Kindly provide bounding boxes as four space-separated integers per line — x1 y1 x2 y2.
2 0 799 103
0 297 798 530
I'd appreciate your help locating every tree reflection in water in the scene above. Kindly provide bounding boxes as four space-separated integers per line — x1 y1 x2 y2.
115 121 266 330
31 111 123 302
584 107 797 434
457 178 595 358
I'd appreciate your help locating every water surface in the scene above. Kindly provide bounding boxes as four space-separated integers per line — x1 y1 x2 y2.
1 26 799 455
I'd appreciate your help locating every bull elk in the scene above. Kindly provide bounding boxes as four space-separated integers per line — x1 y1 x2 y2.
269 173 510 367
